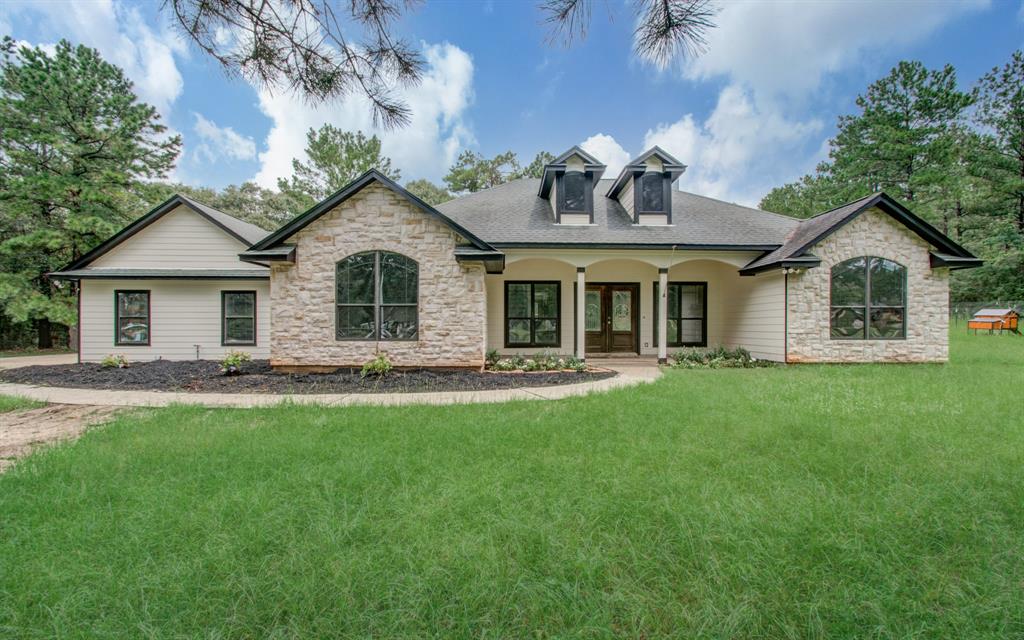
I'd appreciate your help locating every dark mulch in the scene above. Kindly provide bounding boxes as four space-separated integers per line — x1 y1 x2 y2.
0 360 616 395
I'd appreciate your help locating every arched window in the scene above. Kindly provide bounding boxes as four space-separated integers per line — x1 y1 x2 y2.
336 251 418 341
830 257 906 340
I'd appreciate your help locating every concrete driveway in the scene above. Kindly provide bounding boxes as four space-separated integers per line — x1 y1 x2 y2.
0 353 78 370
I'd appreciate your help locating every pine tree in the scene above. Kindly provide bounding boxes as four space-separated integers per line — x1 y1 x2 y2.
277 126 400 208
0 39 180 347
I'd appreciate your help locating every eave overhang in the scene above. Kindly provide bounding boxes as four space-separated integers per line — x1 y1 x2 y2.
929 252 983 270
49 268 269 280
739 254 821 276
238 245 296 266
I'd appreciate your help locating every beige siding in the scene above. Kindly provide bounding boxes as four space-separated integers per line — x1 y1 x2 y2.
721 271 786 361
91 205 263 270
486 259 578 355
619 178 635 217
637 214 669 226
559 213 591 225
79 279 270 362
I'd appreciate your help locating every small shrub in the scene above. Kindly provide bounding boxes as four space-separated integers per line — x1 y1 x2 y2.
563 355 587 372
220 350 252 375
485 349 500 367
490 358 518 371
100 354 129 369
670 346 775 369
360 352 393 378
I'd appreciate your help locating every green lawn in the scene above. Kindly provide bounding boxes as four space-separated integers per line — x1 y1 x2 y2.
2 332 1023 638
0 395 43 413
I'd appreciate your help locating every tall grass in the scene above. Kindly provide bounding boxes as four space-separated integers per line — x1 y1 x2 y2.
1 331 1022 638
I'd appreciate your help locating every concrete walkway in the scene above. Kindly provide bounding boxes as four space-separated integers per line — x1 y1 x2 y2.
0 357 661 408
0 353 78 369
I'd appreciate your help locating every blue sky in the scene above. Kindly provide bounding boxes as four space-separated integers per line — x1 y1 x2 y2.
2 0 1022 205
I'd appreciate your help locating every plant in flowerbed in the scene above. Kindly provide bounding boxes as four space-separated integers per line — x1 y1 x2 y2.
486 350 587 373
220 350 252 375
0 355 613 394
669 345 777 369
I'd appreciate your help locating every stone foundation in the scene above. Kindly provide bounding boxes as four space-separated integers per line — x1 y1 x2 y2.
269 184 486 368
786 207 949 363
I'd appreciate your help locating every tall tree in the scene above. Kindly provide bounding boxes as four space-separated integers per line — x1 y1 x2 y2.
405 179 452 206
514 151 555 180
828 61 974 210
0 39 180 347
973 50 1024 235
277 126 400 208
443 150 520 194
166 0 716 127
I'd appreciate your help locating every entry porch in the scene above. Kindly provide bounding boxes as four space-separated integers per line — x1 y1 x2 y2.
484 250 787 362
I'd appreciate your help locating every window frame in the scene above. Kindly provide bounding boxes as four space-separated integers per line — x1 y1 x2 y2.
503 281 562 348
829 256 907 341
653 281 707 348
634 171 672 218
114 289 151 346
221 290 257 347
556 171 593 221
335 251 419 342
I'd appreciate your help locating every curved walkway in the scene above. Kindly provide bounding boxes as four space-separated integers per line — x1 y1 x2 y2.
0 358 661 408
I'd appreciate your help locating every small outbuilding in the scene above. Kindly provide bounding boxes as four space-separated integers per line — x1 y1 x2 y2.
967 308 1020 335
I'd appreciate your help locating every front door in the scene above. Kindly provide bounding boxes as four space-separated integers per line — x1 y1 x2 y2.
585 284 638 353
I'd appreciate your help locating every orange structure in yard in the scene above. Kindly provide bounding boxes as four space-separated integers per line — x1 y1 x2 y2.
967 308 1020 335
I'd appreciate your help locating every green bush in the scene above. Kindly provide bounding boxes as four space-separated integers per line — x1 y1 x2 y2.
485 351 588 372
100 354 129 369
360 352 393 378
485 349 500 367
220 350 252 375
670 346 776 369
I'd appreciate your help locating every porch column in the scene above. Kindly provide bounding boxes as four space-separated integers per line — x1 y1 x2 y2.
658 267 669 364
576 266 586 360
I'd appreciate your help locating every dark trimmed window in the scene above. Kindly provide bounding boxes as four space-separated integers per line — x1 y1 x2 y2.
559 172 587 213
830 257 906 339
222 291 256 345
336 251 418 341
639 172 665 212
115 290 150 346
654 282 706 347
505 282 560 347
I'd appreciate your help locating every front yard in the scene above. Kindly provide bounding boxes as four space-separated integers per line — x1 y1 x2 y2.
1 330 1022 637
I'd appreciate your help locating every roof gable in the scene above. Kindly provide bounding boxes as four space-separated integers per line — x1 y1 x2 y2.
538 146 608 198
63 195 268 272
607 146 687 199
740 192 979 275
249 169 496 252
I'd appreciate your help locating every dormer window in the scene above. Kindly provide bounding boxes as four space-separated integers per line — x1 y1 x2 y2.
559 172 589 214
639 173 665 213
539 147 606 224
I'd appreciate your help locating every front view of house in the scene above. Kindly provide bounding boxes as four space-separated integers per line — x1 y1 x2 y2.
54 147 981 367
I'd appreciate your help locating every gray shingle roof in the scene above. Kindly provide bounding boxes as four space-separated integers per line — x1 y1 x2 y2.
436 178 798 248
178 194 270 246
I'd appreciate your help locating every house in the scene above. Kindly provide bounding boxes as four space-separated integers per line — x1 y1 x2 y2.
52 146 982 367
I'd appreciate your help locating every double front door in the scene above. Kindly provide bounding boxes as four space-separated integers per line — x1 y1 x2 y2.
585 284 638 353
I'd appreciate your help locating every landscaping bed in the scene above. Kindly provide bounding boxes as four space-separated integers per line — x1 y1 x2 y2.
0 359 615 394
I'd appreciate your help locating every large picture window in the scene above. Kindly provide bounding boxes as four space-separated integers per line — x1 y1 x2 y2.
830 257 906 339
222 291 256 346
654 282 706 347
505 281 560 347
115 290 150 346
336 251 418 341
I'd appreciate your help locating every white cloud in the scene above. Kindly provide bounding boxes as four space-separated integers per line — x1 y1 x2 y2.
633 0 990 205
643 84 822 205
579 133 632 176
3 0 187 118
192 112 257 163
686 0 988 98
253 41 474 187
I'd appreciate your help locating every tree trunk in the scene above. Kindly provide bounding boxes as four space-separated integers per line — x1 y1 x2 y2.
36 318 52 349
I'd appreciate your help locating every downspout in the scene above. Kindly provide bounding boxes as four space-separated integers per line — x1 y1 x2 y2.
784 271 789 364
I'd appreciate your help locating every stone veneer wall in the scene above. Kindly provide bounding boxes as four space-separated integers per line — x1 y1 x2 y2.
786 207 950 363
269 183 486 368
